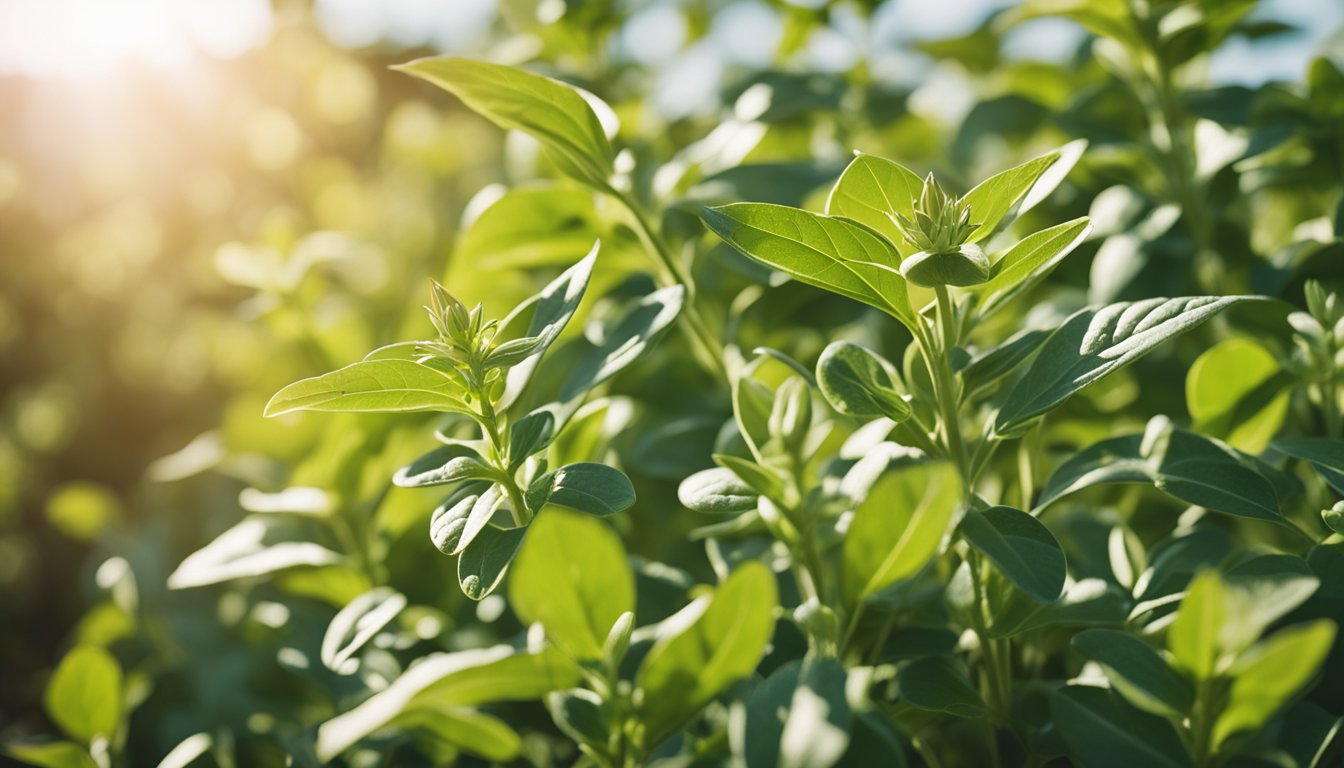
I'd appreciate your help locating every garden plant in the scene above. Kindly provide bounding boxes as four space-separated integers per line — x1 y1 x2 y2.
4 1 1344 767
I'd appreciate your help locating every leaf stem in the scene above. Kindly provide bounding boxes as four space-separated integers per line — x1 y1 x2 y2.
477 396 532 526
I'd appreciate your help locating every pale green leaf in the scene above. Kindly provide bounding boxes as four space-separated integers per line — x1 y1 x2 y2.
43 646 122 745
264 360 471 417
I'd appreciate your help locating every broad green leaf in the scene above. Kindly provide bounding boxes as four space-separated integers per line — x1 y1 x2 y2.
962 328 1049 399
1278 701 1343 768
1273 438 1344 495
321 587 408 673
987 577 1129 638
960 505 1066 603
994 297 1261 436
457 523 527 600
554 286 684 409
264 360 471 417
488 246 596 369
548 689 607 747
733 375 775 460
1072 629 1193 717
392 444 493 488
896 656 986 717
167 516 343 589
395 57 614 188
842 462 961 607
1036 426 1282 521
636 561 778 747
1051 686 1193 768
739 658 853 768
715 454 787 501
958 147 1064 243
508 410 556 469
678 467 758 513
44 646 122 745
1168 571 1225 679
4 742 97 768
975 217 1092 317
1221 554 1321 654
509 508 634 660
397 707 522 762
816 341 912 422
1186 338 1291 453
315 646 578 761
703 203 917 331
825 152 925 251
429 485 486 555
456 185 618 271
525 462 635 517
452 485 507 555
1213 620 1337 748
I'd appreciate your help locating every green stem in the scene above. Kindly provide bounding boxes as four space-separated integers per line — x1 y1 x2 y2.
609 188 729 382
930 286 968 472
477 397 532 526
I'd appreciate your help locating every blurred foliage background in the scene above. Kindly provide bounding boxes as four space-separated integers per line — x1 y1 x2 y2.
1 0 1342 764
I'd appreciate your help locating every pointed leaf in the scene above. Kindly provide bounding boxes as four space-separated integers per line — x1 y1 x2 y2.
1051 686 1193 768
976 217 1092 317
525 462 635 517
960 505 1066 603
825 152 925 251
321 588 408 673
264 360 471 417
1072 629 1193 717
457 523 527 600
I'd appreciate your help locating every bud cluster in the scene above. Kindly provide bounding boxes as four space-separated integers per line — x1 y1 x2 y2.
1288 280 1344 385
892 174 991 288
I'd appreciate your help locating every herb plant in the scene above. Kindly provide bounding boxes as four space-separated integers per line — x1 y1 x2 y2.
7 3 1344 768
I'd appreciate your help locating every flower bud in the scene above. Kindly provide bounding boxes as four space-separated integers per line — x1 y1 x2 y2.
899 242 990 287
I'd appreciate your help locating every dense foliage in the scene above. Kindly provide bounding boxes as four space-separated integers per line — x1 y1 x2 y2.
4 1 1344 767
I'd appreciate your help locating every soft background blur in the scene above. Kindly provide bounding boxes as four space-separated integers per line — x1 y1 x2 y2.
1 0 1341 756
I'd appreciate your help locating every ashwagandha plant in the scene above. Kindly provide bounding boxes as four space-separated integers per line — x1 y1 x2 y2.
11 21 1344 768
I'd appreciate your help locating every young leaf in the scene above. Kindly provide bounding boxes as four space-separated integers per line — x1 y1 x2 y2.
1212 620 1337 749
842 462 961 607
740 658 853 768
1051 686 1193 768
825 152 926 251
975 217 1092 317
636 561 778 748
1036 426 1282 522
430 486 484 555
555 285 685 406
508 508 634 660
702 203 917 331
994 297 1263 436
959 147 1065 243
264 360 472 417
816 341 912 422
452 485 508 555
959 505 1066 604
321 587 408 673
525 462 635 517
394 58 614 189
1071 629 1193 717
1168 571 1225 679
315 646 578 761
489 246 597 369
43 647 122 745
508 410 556 469
392 444 494 488
1186 338 1291 454
457 524 527 600
678 467 759 513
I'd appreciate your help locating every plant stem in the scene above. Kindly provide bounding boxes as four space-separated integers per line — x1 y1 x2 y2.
930 286 968 472
477 397 532 526
609 188 729 382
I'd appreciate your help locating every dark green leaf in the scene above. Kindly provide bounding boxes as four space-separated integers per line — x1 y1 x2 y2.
525 462 635 517
960 505 1066 603
740 658 853 768
1051 686 1193 768
1072 629 1193 717
897 656 985 717
1274 438 1344 495
393 444 493 488
457 523 527 600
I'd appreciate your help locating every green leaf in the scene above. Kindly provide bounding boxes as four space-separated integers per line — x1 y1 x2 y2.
1072 629 1193 717
740 658 853 768
397 707 522 762
678 467 758 513
429 484 487 555
1221 554 1322 654
321 587 407 673
715 454 787 501
547 689 608 747
167 516 343 589
1037 424 1282 522
264 360 471 417
825 152 926 252
43 646 122 745
842 462 961 607
975 217 1092 317
395 57 614 188
525 462 635 517
1213 620 1337 748
509 508 634 660
457 523 527 600
4 742 97 768
315 645 578 761
452 485 508 555
960 505 1066 603
636 561 778 748
702 203 917 331
1168 571 1225 679
508 410 556 469
457 185 613 271
896 656 986 717
959 147 1065 243
987 577 1129 638
1273 438 1344 495
1051 686 1193 768
994 297 1261 436
556 285 685 405
962 328 1049 399
1186 338 1291 454
816 341 912 422
489 246 597 369
392 444 493 488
